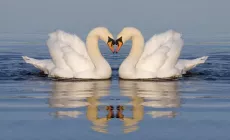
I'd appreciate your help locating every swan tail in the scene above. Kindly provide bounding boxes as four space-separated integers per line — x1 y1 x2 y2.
178 56 209 73
22 56 52 74
22 56 37 64
194 56 209 64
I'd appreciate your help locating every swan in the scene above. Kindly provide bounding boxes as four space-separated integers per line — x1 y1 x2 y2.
119 80 180 118
22 27 115 79
115 27 208 79
117 80 180 133
49 80 112 133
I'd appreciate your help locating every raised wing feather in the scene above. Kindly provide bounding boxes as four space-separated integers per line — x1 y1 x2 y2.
47 30 94 74
136 30 183 72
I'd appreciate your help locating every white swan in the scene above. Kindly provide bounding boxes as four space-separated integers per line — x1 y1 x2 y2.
115 27 208 79
49 80 112 133
119 80 180 119
22 27 115 79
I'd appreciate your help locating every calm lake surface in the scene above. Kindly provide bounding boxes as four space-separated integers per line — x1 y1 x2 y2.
0 32 230 140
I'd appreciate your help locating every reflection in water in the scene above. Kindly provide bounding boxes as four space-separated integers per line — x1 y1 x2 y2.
119 80 180 133
49 80 112 133
48 80 180 134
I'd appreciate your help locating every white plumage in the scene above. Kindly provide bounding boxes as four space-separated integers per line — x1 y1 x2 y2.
23 27 114 79
117 27 208 79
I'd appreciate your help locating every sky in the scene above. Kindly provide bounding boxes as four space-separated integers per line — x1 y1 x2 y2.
1 0 230 40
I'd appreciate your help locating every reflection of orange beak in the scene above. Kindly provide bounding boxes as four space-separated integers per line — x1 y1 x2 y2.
116 41 123 53
106 105 114 119
107 41 114 53
106 105 114 111
116 105 124 119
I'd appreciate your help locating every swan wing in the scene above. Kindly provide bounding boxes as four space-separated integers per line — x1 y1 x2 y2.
47 30 94 75
136 30 184 74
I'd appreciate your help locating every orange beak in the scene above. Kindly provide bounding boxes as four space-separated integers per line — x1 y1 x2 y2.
115 37 123 53
107 41 114 53
116 41 123 53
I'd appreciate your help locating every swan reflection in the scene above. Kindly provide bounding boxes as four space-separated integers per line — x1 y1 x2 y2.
49 80 112 133
48 80 180 134
118 80 180 133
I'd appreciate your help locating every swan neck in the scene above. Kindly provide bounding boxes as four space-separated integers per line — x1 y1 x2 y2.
86 31 111 78
128 34 145 63
86 35 102 58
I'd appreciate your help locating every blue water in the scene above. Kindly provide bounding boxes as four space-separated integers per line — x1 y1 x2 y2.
0 33 230 140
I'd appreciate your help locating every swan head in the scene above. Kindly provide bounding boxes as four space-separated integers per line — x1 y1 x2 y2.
107 36 116 53
115 27 142 53
88 27 115 53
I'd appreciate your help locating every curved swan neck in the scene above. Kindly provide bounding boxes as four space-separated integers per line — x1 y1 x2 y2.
86 29 103 58
86 29 111 78
126 30 145 63
119 28 145 79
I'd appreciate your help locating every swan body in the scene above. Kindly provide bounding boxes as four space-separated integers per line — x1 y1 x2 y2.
23 27 115 79
116 27 208 79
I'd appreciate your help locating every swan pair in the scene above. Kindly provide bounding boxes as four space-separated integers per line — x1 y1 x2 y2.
22 27 208 79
